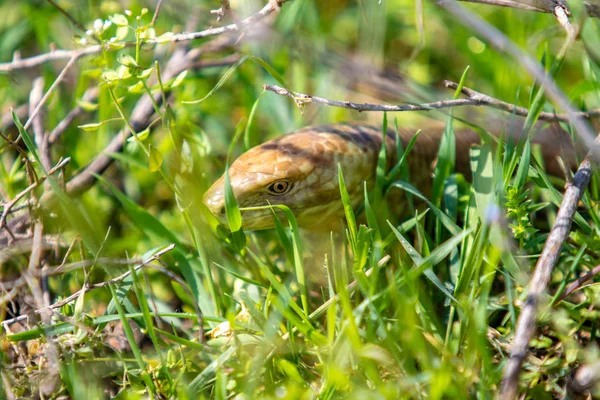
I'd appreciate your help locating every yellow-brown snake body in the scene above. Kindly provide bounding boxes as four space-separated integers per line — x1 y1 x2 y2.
203 121 575 230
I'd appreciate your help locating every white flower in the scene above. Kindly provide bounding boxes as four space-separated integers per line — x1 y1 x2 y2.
93 18 103 31
125 9 132 16
103 20 112 30
80 38 88 45
85 29 93 36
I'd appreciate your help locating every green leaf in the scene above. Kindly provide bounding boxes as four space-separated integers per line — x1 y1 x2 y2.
137 67 154 79
169 70 188 88
248 249 310 325
148 144 163 172
374 112 388 204
248 56 292 91
78 122 103 132
226 117 247 165
224 166 243 232
364 181 380 240
95 175 213 318
110 13 128 26
389 221 472 303
154 32 173 44
513 139 531 189
183 56 249 104
338 164 357 247
244 91 265 151
183 56 292 105
108 284 156 394
118 54 137 67
12 111 101 253
389 181 461 236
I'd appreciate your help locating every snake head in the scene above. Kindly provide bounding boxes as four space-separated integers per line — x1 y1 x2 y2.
203 124 381 231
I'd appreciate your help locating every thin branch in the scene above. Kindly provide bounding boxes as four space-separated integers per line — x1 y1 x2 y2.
501 155 596 398
1 104 28 132
28 78 51 171
454 0 600 17
46 0 89 34
438 0 598 158
0 256 172 291
444 81 600 121
189 53 242 70
265 83 480 112
211 0 238 23
48 88 99 144
431 3 599 397
558 264 600 301
0 46 101 73
554 4 576 39
23 55 79 134
1 244 175 328
151 0 165 26
0 157 71 231
0 0 284 73
265 82 600 122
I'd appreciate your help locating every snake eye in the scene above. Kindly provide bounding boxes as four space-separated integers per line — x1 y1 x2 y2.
267 180 293 195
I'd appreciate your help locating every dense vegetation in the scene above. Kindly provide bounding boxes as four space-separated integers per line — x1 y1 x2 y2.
2 0 600 398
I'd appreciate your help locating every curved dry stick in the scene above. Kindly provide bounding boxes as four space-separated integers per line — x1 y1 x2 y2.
0 157 70 231
453 0 600 17
558 264 600 301
1 244 176 327
500 156 594 399
265 83 600 122
0 0 283 73
23 55 80 133
438 0 597 155
432 2 597 398
265 83 479 112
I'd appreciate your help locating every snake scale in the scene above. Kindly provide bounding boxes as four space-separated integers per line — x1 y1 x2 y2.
203 121 576 231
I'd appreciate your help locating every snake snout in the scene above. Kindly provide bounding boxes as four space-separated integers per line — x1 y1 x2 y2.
203 182 227 221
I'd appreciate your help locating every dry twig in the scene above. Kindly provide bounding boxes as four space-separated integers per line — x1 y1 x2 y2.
23 55 80 136
429 2 598 396
0 1 283 73
439 0 597 156
500 143 597 400
265 82 600 122
28 78 51 171
558 264 600 301
0 158 71 232
1 244 176 328
46 0 89 35
453 0 600 17
151 0 165 26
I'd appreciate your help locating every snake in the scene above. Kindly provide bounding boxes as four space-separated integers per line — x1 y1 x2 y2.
203 121 576 231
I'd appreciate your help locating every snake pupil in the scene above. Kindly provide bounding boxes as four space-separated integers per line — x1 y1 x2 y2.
269 181 290 195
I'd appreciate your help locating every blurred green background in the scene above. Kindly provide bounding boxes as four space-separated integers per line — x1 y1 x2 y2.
2 0 600 398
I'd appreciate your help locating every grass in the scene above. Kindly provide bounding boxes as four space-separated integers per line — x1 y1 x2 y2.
2 0 600 398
